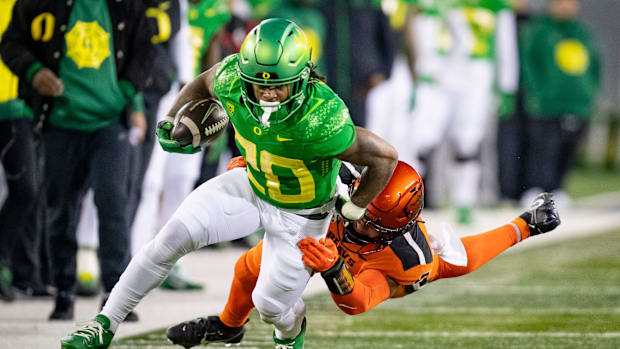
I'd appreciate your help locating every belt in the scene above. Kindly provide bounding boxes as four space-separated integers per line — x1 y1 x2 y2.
295 211 331 220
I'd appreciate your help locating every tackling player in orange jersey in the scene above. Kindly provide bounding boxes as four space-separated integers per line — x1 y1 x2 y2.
166 159 561 348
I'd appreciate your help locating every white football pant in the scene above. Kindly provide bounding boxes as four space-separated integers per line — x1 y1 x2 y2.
409 60 493 207
103 168 333 338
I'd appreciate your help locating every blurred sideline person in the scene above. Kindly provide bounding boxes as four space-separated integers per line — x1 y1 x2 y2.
60 18 398 349
0 0 38 302
0 0 154 320
165 159 561 347
407 0 519 223
73 0 201 295
496 0 534 205
520 0 600 207
318 0 396 127
130 0 204 291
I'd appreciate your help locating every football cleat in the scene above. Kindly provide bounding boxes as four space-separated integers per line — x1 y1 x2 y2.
60 314 114 349
519 192 561 236
50 291 75 320
166 315 245 348
0 265 15 302
273 317 306 349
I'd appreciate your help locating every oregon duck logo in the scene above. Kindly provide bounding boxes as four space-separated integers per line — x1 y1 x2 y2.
65 21 110 69
226 102 235 115
31 13 55 42
147 1 171 44
555 39 589 75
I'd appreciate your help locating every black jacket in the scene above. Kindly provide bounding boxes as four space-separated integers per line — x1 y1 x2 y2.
0 0 154 124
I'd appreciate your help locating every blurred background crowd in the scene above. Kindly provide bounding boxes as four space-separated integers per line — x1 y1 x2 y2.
0 0 618 321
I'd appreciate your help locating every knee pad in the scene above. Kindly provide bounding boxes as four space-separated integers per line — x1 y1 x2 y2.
140 218 196 270
252 292 285 325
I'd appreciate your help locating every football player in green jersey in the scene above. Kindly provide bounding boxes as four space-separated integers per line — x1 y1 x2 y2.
60 18 398 349
407 0 518 223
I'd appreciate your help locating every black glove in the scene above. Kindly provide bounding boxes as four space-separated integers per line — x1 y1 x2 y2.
519 192 561 236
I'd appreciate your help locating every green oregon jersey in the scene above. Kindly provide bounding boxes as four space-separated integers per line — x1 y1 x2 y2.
408 0 458 57
51 0 125 131
214 54 356 209
188 0 230 77
457 0 511 59
409 0 449 16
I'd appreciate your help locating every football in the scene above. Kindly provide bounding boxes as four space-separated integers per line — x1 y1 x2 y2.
170 98 229 147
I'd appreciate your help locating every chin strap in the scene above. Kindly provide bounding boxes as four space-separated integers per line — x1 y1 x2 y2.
259 100 280 127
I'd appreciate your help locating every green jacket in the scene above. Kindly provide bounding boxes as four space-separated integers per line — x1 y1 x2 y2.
521 16 600 119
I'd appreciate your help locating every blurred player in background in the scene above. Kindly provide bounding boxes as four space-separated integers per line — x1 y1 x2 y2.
60 18 397 349
165 159 560 347
407 0 518 223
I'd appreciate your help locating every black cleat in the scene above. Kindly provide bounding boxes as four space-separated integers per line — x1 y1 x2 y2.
49 292 75 320
519 192 561 236
166 315 245 348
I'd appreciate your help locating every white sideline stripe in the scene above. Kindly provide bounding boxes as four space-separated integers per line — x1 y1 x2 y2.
404 232 426 265
388 306 620 315
419 284 620 294
319 331 620 338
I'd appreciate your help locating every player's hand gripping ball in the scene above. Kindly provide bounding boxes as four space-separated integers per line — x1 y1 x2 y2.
170 98 229 148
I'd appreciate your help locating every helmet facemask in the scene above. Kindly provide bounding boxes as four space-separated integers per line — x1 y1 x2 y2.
238 65 310 127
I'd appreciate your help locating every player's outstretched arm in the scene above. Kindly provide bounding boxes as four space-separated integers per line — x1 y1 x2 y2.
335 127 398 220
298 238 395 315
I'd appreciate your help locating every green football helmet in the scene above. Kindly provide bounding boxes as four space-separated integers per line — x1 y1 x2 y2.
237 18 312 125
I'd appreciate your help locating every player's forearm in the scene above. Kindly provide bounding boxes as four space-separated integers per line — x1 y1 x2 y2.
340 127 398 207
330 269 391 315
166 64 217 120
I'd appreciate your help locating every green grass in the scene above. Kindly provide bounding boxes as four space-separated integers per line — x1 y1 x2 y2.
565 165 620 198
114 230 620 349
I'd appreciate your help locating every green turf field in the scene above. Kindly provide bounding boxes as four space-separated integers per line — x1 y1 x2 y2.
114 229 620 349
565 166 620 198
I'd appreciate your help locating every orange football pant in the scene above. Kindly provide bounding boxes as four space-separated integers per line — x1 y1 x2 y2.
219 218 530 326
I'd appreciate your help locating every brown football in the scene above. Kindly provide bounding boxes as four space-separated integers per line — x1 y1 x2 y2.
170 98 229 147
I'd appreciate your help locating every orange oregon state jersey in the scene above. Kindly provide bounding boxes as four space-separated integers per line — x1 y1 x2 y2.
327 217 434 295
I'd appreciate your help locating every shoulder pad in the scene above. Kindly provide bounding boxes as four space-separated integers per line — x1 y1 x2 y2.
389 222 433 271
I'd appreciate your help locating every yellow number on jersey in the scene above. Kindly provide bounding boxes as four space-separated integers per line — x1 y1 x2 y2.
235 132 315 204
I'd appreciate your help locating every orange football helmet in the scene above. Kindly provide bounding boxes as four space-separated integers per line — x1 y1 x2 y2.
362 161 424 244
